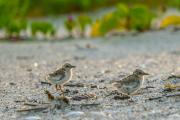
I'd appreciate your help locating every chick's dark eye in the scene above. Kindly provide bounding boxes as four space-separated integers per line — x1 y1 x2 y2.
66 65 70 68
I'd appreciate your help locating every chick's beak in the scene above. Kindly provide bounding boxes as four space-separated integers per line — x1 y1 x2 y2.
143 72 149 75
71 65 76 68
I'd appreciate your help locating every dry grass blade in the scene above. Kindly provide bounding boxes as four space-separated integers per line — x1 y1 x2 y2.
168 75 180 79
165 92 180 97
164 83 180 92
17 106 49 112
148 92 180 101
71 103 100 107
65 83 85 87
148 96 163 100
114 95 130 100
72 93 97 101
23 102 40 106
164 83 177 90
41 81 52 85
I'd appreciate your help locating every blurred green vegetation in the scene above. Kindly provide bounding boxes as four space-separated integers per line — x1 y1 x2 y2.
27 0 126 16
5 19 27 37
64 16 76 37
91 4 157 36
129 5 155 31
77 14 92 36
31 21 55 37
0 0 179 18
0 0 179 40
64 14 92 37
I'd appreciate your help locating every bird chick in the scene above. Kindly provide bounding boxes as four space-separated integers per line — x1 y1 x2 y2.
46 63 75 93
112 69 149 96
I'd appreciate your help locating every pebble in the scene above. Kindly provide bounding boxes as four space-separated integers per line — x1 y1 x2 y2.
99 79 105 83
87 112 112 120
25 116 41 120
114 95 130 100
9 82 16 86
26 68 32 72
90 84 99 88
64 111 85 118
72 90 79 94
33 62 38 67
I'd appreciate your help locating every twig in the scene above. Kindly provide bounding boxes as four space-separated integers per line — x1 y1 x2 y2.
148 96 163 100
168 75 180 79
65 83 85 87
71 103 100 107
72 93 97 101
23 102 50 106
23 102 40 106
165 92 180 97
14 100 25 103
41 81 52 85
80 103 100 107
17 106 48 112
148 92 180 101
40 102 51 105
114 95 130 100
104 90 120 98
144 86 155 89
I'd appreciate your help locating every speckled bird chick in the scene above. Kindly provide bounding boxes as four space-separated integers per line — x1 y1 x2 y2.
112 69 149 96
46 63 75 93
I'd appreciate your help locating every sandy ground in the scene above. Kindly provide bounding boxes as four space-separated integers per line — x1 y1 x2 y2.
0 30 180 120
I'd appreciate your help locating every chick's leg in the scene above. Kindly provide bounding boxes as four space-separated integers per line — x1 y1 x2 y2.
55 84 65 96
59 85 64 93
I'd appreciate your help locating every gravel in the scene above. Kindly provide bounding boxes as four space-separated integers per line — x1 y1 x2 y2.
0 30 180 120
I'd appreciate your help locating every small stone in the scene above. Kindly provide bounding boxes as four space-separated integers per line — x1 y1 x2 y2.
99 86 107 89
73 90 79 94
64 111 85 118
114 95 121 100
73 56 85 60
87 112 111 119
33 62 38 67
9 82 16 86
90 84 99 89
94 74 102 78
114 95 130 100
65 89 71 92
26 68 32 72
25 116 41 120
99 79 105 83
76 83 85 87
104 70 111 73
85 43 96 49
